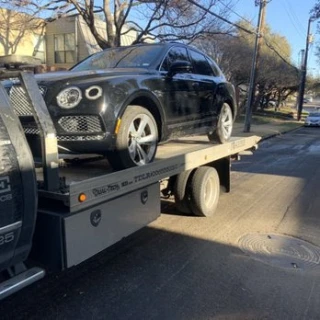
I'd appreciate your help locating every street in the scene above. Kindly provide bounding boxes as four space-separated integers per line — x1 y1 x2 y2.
1 127 320 320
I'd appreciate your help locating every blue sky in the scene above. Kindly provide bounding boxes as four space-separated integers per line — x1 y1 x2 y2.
231 0 319 76
95 0 318 74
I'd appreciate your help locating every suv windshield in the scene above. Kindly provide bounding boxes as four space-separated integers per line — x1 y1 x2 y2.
71 45 163 71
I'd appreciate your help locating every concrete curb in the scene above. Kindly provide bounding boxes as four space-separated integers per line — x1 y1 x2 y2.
258 124 304 142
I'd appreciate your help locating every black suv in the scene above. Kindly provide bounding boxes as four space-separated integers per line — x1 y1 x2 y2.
8 43 237 169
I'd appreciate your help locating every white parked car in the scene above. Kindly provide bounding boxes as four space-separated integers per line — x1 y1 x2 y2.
303 97 313 103
305 112 320 127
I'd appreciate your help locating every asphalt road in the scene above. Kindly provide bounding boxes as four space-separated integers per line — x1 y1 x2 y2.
1 127 320 320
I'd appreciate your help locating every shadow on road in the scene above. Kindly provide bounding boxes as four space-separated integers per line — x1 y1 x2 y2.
0 222 319 320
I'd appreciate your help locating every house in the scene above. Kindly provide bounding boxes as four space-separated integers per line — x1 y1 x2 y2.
0 9 138 71
45 15 138 70
0 8 45 65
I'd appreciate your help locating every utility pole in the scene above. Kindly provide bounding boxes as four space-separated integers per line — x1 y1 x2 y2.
295 50 305 116
243 0 267 132
296 18 313 121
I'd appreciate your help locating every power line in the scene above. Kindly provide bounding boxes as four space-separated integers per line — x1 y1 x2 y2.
283 0 307 35
263 38 298 70
186 0 257 35
217 0 255 26
281 0 305 40
261 32 298 69
192 0 297 70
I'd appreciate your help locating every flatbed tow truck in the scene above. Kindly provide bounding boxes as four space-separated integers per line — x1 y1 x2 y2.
0 71 260 300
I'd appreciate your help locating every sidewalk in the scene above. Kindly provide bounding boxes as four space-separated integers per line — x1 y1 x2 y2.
233 119 303 140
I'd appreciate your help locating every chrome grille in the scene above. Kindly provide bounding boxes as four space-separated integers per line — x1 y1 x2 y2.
57 135 104 141
23 127 104 141
58 116 102 133
9 85 46 116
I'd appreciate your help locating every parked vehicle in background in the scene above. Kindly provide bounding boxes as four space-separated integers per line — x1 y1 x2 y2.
260 98 277 109
5 43 237 170
266 100 277 108
304 112 320 127
303 97 313 103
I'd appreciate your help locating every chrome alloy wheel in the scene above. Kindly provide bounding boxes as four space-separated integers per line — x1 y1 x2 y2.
127 113 158 165
220 104 233 141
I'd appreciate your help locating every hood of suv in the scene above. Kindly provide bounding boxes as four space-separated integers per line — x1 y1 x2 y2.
35 68 151 84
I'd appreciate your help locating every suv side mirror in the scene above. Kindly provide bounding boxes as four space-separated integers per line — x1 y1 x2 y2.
167 60 192 77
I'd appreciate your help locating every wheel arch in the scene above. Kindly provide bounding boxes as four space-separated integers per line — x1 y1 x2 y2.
216 83 238 120
118 91 165 141
223 98 236 120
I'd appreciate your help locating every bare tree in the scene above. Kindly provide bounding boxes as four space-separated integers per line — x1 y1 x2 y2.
195 19 299 113
195 33 252 86
311 1 320 19
310 2 320 67
0 4 45 55
1 0 235 48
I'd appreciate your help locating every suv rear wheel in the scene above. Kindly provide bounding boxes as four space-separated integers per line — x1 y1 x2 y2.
208 103 233 144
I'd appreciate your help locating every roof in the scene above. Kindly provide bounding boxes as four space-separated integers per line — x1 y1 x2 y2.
77 16 138 55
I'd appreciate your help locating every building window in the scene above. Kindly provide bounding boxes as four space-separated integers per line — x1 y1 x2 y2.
33 34 46 63
54 33 75 64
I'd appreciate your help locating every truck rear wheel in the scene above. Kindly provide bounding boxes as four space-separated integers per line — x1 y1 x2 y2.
189 166 220 217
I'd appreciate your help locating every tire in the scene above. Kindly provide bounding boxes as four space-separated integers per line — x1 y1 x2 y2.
189 166 220 217
107 105 159 170
208 103 233 144
173 170 195 214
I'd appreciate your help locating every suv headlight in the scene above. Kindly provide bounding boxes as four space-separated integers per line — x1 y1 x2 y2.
57 87 82 109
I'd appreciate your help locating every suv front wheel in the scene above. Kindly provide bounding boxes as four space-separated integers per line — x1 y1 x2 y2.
107 105 158 170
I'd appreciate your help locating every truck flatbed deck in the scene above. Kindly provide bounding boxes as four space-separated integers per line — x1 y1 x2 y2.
38 135 260 184
36 135 260 212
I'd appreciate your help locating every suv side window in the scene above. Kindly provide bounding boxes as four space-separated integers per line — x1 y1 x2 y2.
189 50 214 76
160 46 190 71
